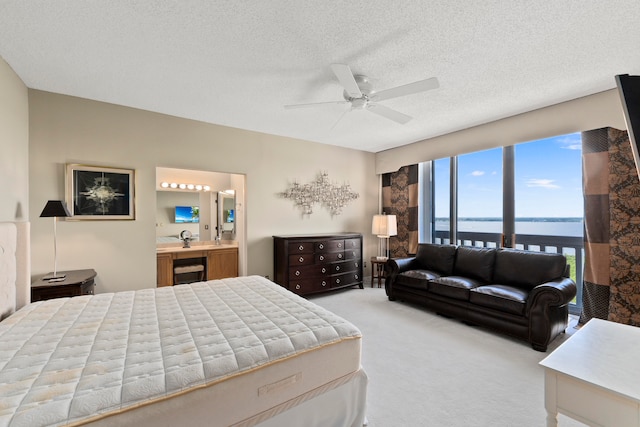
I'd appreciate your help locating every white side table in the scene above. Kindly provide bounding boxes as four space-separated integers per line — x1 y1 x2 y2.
540 318 640 427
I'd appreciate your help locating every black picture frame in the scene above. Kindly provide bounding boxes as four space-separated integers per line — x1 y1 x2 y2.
65 164 135 220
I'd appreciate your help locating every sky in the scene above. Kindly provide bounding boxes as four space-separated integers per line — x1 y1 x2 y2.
434 133 583 218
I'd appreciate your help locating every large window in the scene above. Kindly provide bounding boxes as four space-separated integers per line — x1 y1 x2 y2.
514 134 583 236
425 133 584 313
457 147 503 246
433 158 450 242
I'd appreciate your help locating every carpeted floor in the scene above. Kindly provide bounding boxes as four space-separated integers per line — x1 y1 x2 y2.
309 283 584 427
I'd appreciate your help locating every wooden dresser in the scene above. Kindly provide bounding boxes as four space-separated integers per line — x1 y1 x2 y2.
273 233 363 296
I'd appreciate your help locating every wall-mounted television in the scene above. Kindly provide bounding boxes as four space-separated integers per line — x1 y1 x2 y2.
175 205 199 223
225 209 234 223
615 74 640 180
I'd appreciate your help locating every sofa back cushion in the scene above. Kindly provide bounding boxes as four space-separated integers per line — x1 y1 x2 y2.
493 249 567 290
415 243 457 276
452 246 496 284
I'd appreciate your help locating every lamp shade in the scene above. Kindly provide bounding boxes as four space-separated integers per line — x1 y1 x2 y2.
372 214 397 237
40 200 71 218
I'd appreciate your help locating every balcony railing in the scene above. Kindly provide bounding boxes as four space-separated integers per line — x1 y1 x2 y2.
434 230 584 315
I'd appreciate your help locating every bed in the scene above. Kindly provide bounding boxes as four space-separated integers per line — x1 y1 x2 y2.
0 222 367 427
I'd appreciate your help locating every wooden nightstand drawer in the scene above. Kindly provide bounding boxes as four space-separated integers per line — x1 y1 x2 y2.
31 269 97 302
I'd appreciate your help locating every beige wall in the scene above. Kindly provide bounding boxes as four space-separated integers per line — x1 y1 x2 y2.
0 57 29 221
29 91 378 293
377 89 627 174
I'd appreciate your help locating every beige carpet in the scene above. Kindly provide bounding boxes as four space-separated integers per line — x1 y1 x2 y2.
309 284 584 427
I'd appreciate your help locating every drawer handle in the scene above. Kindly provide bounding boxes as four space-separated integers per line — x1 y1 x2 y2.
336 265 341 271
322 281 327 287
299 257 304 263
319 244 324 249
355 274 359 279
336 278 341 284
338 243 342 248
338 253 343 259
298 245 304 251
355 263 359 267
321 267 327 273
319 255 324 261
295 284 301 290
295 270 301 276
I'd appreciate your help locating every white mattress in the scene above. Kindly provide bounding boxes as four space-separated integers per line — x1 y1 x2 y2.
0 276 363 427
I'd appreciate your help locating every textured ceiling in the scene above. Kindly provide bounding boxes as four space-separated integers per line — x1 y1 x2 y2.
1 1 639 153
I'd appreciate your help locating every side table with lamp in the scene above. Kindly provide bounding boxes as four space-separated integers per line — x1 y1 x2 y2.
371 213 397 288
33 200 97 301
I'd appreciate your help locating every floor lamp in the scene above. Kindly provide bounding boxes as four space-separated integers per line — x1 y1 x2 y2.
372 214 397 260
40 200 71 281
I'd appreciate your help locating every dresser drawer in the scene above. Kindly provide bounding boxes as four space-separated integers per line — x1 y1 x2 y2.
315 240 345 253
288 241 314 254
333 260 360 273
288 253 315 266
344 238 361 250
289 278 331 294
316 252 345 263
344 249 360 260
332 272 361 288
289 264 332 279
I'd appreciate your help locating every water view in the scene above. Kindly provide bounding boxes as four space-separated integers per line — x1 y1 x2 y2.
435 217 583 237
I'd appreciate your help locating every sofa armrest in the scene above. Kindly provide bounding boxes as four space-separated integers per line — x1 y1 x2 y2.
526 277 577 311
384 257 419 298
526 277 577 351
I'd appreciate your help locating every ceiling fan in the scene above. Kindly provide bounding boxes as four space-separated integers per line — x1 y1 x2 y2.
285 64 439 125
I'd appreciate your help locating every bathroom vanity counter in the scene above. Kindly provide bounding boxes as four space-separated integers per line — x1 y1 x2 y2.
156 243 238 286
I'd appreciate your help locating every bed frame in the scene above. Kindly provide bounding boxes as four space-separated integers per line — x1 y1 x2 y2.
0 221 367 427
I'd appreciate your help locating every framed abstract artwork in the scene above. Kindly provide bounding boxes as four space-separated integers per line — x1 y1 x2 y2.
65 164 135 220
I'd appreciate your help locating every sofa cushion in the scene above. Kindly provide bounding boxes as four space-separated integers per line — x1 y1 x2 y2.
469 284 529 316
396 270 440 291
452 246 497 284
429 276 482 300
415 244 457 276
493 249 567 290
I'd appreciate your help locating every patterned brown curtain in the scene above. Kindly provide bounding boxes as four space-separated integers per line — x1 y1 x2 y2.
579 128 611 324
382 165 419 257
579 127 640 326
608 128 640 326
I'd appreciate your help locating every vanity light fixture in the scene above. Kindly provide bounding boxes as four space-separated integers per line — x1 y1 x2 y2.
160 182 212 192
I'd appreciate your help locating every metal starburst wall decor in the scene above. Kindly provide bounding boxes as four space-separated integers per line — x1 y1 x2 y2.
280 172 359 216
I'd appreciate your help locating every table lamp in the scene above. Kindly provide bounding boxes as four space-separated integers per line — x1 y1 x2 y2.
372 214 397 260
40 200 71 280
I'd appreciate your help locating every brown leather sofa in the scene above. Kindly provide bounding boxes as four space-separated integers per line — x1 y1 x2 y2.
385 243 577 351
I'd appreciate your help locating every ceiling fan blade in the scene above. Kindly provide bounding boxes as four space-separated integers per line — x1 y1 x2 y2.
366 103 412 124
330 109 350 132
372 77 439 102
284 100 350 109
330 64 363 98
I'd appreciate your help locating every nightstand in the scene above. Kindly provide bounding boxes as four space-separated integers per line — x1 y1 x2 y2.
31 269 97 302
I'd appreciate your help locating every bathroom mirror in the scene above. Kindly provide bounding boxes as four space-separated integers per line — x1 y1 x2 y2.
217 190 235 238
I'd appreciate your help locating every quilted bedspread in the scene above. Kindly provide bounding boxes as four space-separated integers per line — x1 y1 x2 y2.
0 276 361 427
